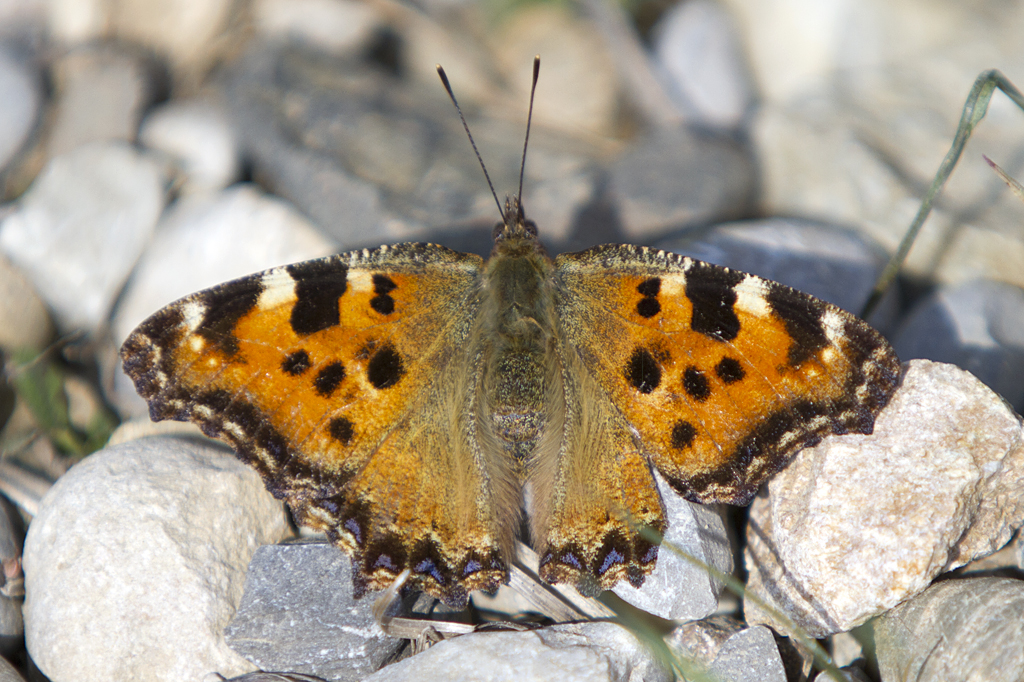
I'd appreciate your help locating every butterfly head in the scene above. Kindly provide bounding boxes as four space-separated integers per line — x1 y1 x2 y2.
492 195 541 251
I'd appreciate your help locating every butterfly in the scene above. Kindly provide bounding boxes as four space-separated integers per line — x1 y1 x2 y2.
120 59 901 608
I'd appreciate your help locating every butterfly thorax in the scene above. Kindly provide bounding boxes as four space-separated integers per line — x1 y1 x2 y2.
481 201 557 472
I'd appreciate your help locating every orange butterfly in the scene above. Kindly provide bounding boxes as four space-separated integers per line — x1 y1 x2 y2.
121 59 900 607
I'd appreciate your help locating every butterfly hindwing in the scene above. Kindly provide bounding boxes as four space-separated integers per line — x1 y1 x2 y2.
121 243 515 607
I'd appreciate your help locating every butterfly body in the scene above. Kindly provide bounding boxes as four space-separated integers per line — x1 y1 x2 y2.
121 195 901 608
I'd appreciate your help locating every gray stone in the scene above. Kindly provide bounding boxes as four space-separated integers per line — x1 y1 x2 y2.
745 360 1024 637
875 577 1024 682
668 615 787 682
892 280 1024 412
0 253 52 353
608 126 754 240
612 473 732 621
652 0 755 130
0 47 39 173
23 437 294 682
225 540 402 682
47 45 154 157
365 622 671 682
0 141 165 331
659 217 897 329
138 99 240 194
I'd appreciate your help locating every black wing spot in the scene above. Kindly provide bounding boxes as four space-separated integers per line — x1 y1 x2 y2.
328 417 354 445
686 266 743 341
195 279 263 356
682 367 711 401
636 298 661 318
314 362 347 397
288 259 348 335
281 350 311 376
370 274 397 316
671 421 697 449
626 347 661 394
635 277 661 318
367 344 405 389
715 356 745 384
637 277 661 297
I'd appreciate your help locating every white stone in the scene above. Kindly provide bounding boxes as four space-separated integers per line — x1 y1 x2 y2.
23 437 294 682
0 48 39 172
613 473 732 621
364 622 671 682
139 99 240 194
0 142 165 331
253 0 379 55
745 360 1024 636
652 0 755 129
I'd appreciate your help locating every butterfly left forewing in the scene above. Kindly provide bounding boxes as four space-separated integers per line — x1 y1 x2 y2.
542 244 901 589
121 244 516 607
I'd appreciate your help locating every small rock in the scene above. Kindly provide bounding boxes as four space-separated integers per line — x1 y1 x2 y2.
892 280 1024 412
0 141 165 331
492 4 618 137
0 47 40 173
612 473 732 621
0 655 24 682
253 0 380 55
874 577 1024 682
0 254 52 353
668 615 787 682
110 184 336 415
225 540 403 682
659 217 896 328
608 126 754 239
651 0 755 130
745 360 1024 637
23 436 294 682
46 44 156 157
139 99 240 194
364 622 671 682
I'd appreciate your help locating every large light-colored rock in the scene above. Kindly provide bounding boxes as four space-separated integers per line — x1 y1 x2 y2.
0 142 165 331
365 622 671 682
874 577 1024 682
745 360 1024 636
23 437 295 682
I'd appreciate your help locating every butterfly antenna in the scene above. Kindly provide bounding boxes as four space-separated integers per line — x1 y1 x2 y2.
436 64 504 221
517 55 540 218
